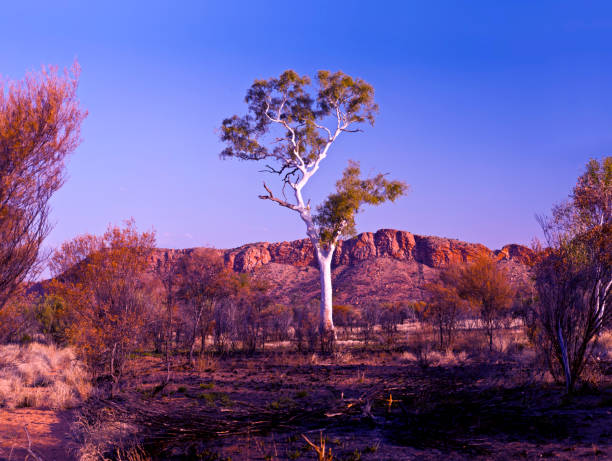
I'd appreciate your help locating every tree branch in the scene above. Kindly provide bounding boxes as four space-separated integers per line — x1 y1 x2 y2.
258 183 299 211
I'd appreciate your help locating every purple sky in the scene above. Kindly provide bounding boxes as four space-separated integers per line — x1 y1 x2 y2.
2 1 611 252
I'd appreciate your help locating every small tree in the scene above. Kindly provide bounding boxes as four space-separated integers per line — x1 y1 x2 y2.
51 221 156 393
458 256 515 351
220 70 407 350
360 303 382 348
293 301 319 353
423 266 466 351
332 304 361 339
534 157 611 393
0 63 86 310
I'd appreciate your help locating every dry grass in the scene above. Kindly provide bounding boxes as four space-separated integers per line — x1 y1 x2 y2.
72 411 142 461
594 331 612 359
194 353 218 373
0 342 91 410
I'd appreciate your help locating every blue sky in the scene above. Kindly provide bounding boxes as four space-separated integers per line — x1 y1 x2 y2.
1 1 611 251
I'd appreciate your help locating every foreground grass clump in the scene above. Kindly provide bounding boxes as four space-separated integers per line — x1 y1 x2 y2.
0 342 91 409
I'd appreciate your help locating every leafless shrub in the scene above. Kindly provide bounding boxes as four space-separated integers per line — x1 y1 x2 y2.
71 407 141 461
409 327 435 368
293 303 320 352
427 350 468 367
360 303 381 347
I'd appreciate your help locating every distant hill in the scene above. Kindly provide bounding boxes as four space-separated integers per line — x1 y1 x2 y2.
151 229 534 306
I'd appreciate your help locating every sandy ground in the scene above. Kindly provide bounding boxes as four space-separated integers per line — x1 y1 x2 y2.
0 409 74 461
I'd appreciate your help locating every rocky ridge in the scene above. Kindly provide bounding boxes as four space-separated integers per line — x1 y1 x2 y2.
151 229 533 306
220 229 533 272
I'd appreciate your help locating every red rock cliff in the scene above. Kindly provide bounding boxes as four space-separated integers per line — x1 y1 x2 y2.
221 229 533 272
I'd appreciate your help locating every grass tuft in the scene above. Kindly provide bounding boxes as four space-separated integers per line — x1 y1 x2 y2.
0 342 91 410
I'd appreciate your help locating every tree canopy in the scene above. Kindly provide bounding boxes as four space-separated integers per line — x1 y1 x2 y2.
0 63 86 309
315 161 406 245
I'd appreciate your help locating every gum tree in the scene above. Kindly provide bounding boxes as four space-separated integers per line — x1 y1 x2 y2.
220 70 407 348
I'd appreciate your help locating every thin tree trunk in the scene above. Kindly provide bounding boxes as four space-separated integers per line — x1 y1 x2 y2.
200 322 207 355
110 343 117 380
165 303 172 383
557 321 573 393
110 343 118 397
189 305 204 366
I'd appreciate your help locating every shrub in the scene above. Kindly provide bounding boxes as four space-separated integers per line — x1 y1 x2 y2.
293 303 319 352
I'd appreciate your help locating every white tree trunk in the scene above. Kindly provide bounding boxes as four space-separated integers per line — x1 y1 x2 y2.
317 246 335 334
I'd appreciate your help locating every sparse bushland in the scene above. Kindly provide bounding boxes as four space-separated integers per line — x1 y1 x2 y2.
0 124 606 457
0 342 90 410
2 277 611 460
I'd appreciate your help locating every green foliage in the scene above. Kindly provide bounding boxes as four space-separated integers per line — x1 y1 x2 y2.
332 304 361 328
315 161 407 245
220 69 377 168
316 70 378 125
35 294 69 344
199 391 231 405
267 396 296 410
572 157 611 228
19 333 32 345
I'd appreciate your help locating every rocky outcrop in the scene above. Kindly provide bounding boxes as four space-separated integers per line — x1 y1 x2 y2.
221 229 533 273
148 229 534 306
494 244 535 266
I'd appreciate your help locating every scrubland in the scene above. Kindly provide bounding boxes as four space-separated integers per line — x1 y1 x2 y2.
55 323 612 461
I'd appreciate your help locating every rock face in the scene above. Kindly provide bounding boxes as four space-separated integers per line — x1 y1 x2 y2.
151 229 533 306
222 229 533 272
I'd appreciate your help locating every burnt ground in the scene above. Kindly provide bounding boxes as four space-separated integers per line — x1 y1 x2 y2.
77 349 612 460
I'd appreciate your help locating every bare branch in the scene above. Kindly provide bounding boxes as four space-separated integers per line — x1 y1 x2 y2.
23 425 44 461
313 122 332 140
258 183 299 211
259 164 286 175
